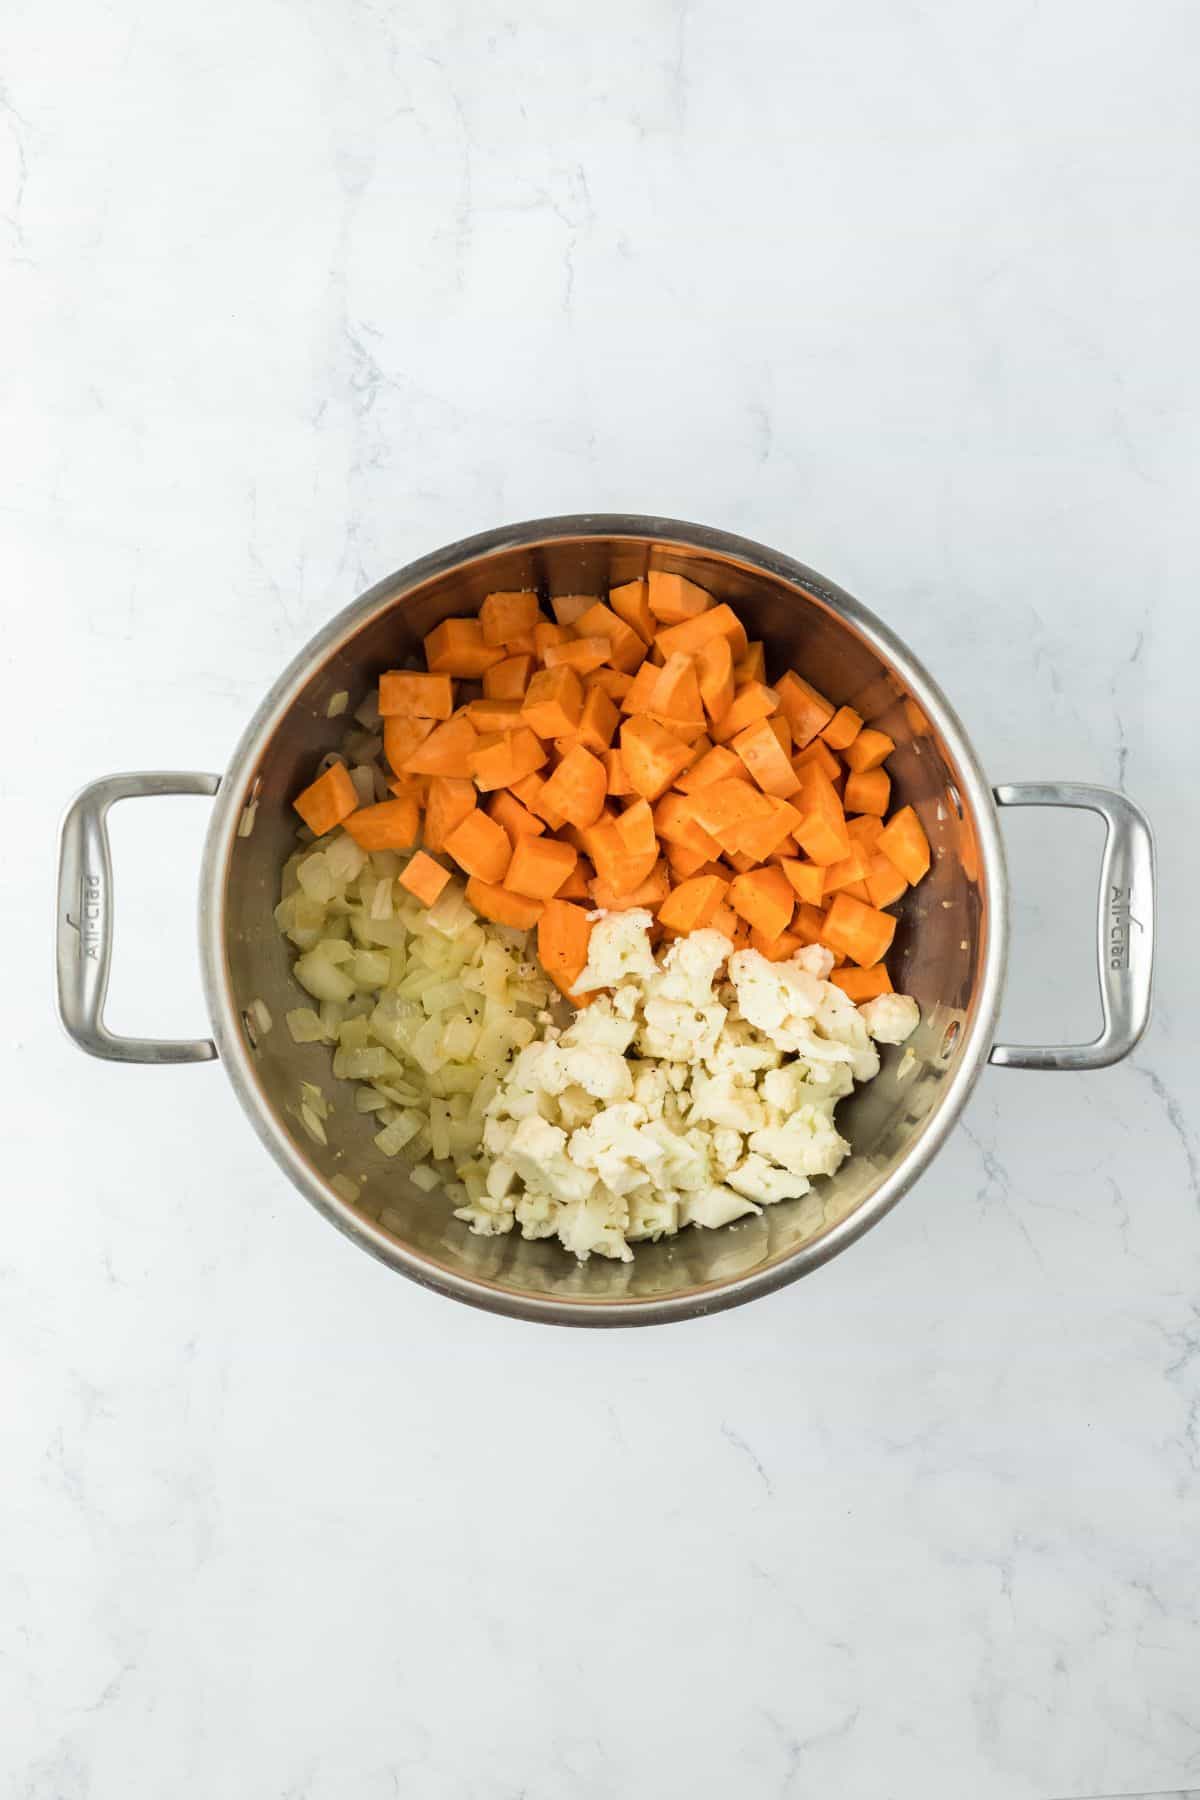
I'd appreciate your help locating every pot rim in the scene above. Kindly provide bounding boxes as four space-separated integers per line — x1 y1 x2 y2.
198 514 1009 1326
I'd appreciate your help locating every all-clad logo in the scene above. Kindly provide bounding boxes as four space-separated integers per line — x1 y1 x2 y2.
78 873 103 961
1109 884 1143 972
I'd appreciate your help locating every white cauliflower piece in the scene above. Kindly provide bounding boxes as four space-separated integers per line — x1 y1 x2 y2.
626 1186 682 1241
750 1105 850 1179
727 1154 812 1204
689 1071 766 1133
638 998 726 1063
728 949 827 1052
644 1121 712 1191
507 1115 597 1202
555 1192 633 1262
709 1126 744 1174
860 992 921 1045
572 910 657 993
680 1186 762 1229
647 930 730 1007
793 943 835 980
569 1103 667 1196
560 998 638 1055
630 1060 669 1113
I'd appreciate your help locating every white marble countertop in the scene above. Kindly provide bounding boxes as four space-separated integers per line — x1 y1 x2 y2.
5 0 1197 1794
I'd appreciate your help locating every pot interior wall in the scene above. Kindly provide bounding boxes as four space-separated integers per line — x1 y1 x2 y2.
217 534 989 1306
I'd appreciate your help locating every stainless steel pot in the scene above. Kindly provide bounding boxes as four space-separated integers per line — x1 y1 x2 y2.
55 517 1156 1326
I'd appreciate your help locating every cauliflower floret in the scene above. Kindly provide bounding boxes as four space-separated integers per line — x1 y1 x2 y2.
638 998 726 1063
626 1186 682 1241
728 949 827 1051
555 1084 599 1130
629 1060 669 1113
647 929 730 1008
689 1071 766 1133
485 1156 517 1201
750 1105 850 1179
572 910 657 993
644 1121 712 1191
726 1154 811 1204
560 998 639 1056
680 1186 762 1229
507 1115 597 1201
793 943 835 980
569 1103 667 1196
454 1199 515 1236
709 1126 744 1175
514 1191 559 1239
704 1016 782 1079
860 992 921 1045
555 1192 633 1262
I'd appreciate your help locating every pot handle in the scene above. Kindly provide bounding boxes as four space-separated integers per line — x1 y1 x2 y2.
988 782 1155 1072
56 772 222 1064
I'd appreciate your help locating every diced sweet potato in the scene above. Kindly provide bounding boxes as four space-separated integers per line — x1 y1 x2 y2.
503 835 578 900
731 717 801 798
343 797 421 851
864 852 908 910
821 893 897 967
821 704 862 751
422 775 476 853
383 715 435 777
829 964 894 1001
780 859 826 906
584 667 633 702
534 621 572 663
511 771 566 829
402 713 478 778
537 898 593 1000
615 797 658 860
549 594 595 627
775 670 835 747
618 661 660 715
843 727 895 773
556 858 592 901
652 793 722 859
734 642 765 683
664 838 712 880
846 814 885 849
521 665 584 739
482 654 532 701
443 808 512 883
732 797 804 862
399 851 451 907
608 578 655 645
657 873 728 932
674 744 746 793
425 618 505 677
844 768 891 816
468 727 548 793
487 788 546 847
479 591 539 647
544 636 612 675
539 744 608 828
577 684 619 754
749 926 803 963
728 866 795 939
820 842 870 895
792 738 842 782
646 569 713 624
465 697 526 733
378 671 454 719
710 682 780 744
696 636 735 725
619 717 694 801
589 860 670 911
604 746 634 796
877 804 931 884
649 652 705 728
294 763 359 837
465 876 542 930
573 600 647 674
654 602 749 662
